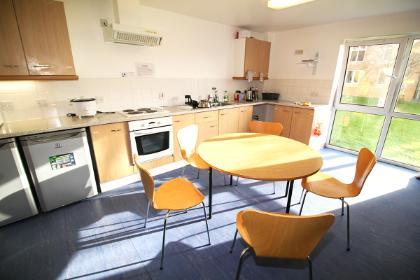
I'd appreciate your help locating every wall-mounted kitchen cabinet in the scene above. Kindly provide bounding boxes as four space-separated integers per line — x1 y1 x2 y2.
0 0 77 80
90 123 133 184
233 38 271 80
273 105 314 144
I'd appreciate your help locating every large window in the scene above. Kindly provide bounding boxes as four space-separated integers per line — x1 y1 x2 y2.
328 36 420 169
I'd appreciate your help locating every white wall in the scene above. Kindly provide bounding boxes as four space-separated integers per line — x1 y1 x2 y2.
264 10 420 104
0 0 255 121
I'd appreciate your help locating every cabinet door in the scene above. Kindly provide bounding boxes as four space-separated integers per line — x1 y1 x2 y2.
259 40 271 78
273 105 293 137
219 108 240 134
173 113 195 161
13 0 76 75
0 0 28 75
90 123 133 183
197 120 218 146
289 108 314 144
238 106 253 132
244 38 260 77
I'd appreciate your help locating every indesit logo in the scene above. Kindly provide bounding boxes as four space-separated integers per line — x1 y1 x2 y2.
54 143 63 149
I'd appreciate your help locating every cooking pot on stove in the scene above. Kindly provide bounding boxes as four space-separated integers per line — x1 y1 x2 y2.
70 97 97 117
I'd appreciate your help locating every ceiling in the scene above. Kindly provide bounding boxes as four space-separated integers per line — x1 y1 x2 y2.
139 0 420 31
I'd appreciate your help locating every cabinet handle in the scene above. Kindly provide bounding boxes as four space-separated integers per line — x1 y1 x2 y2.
203 116 209 119
210 125 216 128
111 129 121 132
220 113 225 116
174 120 181 123
2 64 19 68
32 64 53 69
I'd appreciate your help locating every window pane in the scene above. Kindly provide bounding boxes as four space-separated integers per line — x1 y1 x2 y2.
341 44 399 107
381 118 420 167
395 39 420 115
330 110 384 152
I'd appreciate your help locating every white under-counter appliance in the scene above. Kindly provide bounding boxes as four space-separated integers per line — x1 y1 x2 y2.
129 116 173 163
20 128 97 212
0 138 38 226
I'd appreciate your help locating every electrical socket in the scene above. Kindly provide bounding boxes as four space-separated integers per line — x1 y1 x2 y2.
121 72 135 78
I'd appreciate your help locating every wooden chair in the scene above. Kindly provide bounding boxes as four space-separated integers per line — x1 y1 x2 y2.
177 124 210 179
299 148 376 251
233 120 285 194
230 209 335 280
133 154 211 269
249 120 283 135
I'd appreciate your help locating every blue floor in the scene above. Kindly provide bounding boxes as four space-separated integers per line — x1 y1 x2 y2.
0 148 419 280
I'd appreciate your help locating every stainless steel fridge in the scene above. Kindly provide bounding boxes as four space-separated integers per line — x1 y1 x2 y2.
0 138 38 226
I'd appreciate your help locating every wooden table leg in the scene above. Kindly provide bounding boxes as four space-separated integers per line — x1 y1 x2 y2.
285 180 294 213
208 167 213 219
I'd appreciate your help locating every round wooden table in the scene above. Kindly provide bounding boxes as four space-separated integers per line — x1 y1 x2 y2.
197 133 323 218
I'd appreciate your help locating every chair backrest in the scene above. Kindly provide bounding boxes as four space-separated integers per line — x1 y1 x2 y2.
177 124 199 160
237 210 335 260
249 120 283 135
352 147 376 190
133 154 155 203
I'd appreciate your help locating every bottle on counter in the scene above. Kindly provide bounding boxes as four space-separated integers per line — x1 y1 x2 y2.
223 91 229 102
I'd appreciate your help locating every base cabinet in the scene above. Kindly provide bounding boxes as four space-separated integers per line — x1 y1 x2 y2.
273 105 314 144
289 108 314 144
90 123 134 183
172 113 195 161
238 106 253 132
273 105 293 137
195 111 219 146
219 108 240 134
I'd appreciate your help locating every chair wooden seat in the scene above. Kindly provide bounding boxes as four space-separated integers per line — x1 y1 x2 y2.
231 209 335 279
133 154 211 269
154 178 205 210
302 172 360 199
299 148 376 251
186 153 210 170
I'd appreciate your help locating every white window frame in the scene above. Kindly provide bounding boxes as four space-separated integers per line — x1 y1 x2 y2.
326 34 420 171
345 70 362 84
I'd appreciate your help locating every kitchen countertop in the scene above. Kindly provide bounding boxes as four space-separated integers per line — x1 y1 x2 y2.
0 100 315 139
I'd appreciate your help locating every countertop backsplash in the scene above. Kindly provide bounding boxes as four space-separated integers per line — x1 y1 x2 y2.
0 78 259 122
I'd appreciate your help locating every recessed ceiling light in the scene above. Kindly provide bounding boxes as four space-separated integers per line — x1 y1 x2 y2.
267 0 315 10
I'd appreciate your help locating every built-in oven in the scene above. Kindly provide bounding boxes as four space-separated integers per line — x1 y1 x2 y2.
128 116 173 163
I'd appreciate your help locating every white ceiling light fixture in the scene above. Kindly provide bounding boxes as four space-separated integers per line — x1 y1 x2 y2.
267 0 315 10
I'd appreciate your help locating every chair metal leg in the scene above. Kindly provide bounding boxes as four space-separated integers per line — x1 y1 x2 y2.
202 202 211 245
160 210 171 270
230 175 233 186
343 199 351 251
235 247 251 280
197 169 200 179
299 190 308 216
235 176 239 186
144 201 151 228
272 181 276 194
230 229 238 253
181 165 186 177
299 188 304 203
341 198 344 216
307 256 313 280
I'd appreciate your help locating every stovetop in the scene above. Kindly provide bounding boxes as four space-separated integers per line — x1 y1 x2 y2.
118 107 169 117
